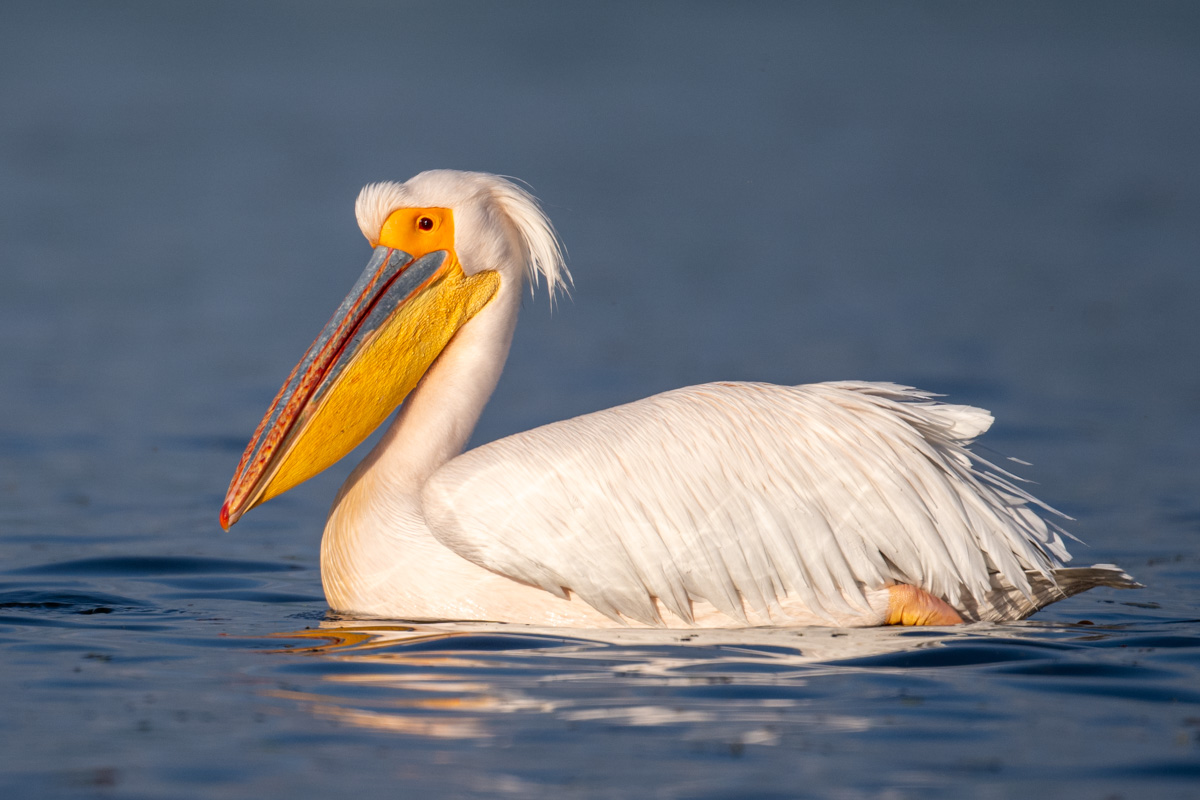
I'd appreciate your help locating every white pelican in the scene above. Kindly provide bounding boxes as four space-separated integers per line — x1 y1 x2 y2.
220 170 1136 628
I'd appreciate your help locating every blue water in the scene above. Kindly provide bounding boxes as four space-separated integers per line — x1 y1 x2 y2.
2 2 1199 797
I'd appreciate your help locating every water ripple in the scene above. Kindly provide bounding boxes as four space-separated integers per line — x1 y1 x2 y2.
0 589 147 613
7 556 304 577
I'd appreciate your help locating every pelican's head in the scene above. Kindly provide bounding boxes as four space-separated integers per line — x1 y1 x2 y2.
220 170 568 529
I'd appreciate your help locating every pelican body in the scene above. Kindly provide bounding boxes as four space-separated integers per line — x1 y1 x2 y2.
221 170 1136 627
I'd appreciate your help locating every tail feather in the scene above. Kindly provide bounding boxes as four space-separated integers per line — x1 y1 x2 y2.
1052 564 1142 594
957 564 1141 622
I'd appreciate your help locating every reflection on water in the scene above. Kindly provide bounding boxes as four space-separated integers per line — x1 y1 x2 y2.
263 627 554 738
261 620 1149 744
261 622 929 742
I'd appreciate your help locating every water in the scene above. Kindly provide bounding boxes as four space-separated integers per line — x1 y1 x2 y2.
2 2 1199 797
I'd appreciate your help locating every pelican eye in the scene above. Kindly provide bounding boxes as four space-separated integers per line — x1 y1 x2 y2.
417 216 434 231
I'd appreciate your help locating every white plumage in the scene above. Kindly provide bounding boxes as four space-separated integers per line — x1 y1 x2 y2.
423 381 1074 626
231 170 1136 627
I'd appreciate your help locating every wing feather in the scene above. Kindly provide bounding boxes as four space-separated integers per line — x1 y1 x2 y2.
420 381 1070 625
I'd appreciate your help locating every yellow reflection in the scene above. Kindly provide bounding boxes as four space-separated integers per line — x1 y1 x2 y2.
311 702 488 739
259 620 968 742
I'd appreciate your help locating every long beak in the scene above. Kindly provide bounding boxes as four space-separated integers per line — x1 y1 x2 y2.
220 246 499 529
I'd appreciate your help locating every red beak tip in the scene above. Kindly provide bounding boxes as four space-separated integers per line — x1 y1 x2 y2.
219 503 232 531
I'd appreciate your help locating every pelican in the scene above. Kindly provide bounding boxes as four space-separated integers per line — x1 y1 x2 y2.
220 170 1136 628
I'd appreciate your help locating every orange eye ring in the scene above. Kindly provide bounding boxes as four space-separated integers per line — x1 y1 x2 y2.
378 207 453 254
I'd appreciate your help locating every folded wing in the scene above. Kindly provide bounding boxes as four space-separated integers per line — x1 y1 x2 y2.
421 381 1072 625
